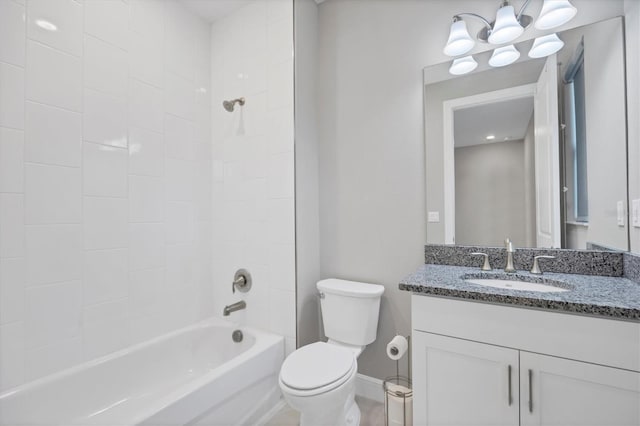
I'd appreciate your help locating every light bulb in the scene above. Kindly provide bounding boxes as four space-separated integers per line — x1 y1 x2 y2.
444 19 475 57
536 0 577 30
488 45 521 67
528 33 565 58
488 4 524 45
449 56 478 75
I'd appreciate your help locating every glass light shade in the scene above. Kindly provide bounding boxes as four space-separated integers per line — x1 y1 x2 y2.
443 19 475 56
528 33 565 58
488 45 520 67
535 0 577 30
488 5 524 44
449 56 478 75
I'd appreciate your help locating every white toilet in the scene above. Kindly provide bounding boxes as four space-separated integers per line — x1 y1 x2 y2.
279 278 385 426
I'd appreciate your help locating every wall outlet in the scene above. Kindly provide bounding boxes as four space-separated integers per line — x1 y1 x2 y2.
427 211 440 223
633 199 640 228
617 201 625 226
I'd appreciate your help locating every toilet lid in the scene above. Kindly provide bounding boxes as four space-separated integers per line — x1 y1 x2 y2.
280 342 355 391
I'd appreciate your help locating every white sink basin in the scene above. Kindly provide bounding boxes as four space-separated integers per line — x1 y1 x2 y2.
465 278 569 293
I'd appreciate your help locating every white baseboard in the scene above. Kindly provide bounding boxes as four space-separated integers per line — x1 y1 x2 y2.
355 373 384 403
254 398 287 425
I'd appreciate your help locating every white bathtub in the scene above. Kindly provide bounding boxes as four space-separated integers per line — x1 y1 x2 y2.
0 317 284 426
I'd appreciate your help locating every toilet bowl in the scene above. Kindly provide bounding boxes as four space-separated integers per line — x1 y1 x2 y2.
279 342 359 426
279 279 385 426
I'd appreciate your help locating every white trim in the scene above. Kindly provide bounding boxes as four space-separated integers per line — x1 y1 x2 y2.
442 83 537 244
355 373 384 403
254 398 288 426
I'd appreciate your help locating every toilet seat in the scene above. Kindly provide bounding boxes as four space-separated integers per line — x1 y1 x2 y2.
280 342 356 397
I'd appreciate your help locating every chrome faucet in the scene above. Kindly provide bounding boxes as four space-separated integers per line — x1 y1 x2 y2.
223 301 246 316
504 238 516 273
530 255 556 275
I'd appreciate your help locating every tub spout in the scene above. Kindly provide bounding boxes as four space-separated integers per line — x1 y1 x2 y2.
223 301 246 316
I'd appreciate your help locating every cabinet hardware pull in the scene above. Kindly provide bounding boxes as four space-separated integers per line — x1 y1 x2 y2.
528 369 533 413
507 365 513 406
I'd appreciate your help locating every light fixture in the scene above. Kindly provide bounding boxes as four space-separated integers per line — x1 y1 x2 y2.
528 33 564 58
443 17 475 56
488 45 520 67
488 3 524 44
486 135 496 140
449 56 478 75
535 0 577 30
443 1 576 75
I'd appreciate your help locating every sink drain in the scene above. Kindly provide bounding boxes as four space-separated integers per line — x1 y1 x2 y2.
232 330 243 343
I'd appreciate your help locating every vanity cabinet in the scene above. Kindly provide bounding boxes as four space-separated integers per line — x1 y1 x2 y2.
412 296 640 426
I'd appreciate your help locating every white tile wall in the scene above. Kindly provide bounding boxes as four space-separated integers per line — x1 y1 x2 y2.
27 0 83 57
0 1 26 67
0 0 212 391
25 102 82 167
83 89 128 147
26 41 82 112
0 62 25 129
210 0 296 349
0 127 24 192
25 163 81 224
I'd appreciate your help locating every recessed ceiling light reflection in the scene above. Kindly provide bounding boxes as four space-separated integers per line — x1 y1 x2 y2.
35 19 57 32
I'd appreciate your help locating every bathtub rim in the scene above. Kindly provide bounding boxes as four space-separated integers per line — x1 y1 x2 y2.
0 316 285 425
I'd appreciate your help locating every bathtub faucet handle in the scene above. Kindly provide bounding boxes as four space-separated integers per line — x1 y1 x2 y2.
232 275 245 293
232 269 252 294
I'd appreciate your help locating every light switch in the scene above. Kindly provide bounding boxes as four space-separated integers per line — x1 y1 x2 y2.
633 199 640 228
617 201 625 226
428 211 440 223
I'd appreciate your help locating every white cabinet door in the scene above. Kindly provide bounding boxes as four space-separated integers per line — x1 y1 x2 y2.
413 332 519 426
520 351 640 426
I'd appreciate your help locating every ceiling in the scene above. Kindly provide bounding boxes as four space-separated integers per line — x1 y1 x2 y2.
179 0 252 23
454 96 535 148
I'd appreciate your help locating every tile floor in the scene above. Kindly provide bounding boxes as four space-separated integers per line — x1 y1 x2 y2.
265 396 385 426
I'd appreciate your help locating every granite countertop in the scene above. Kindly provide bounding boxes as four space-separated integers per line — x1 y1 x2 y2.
399 264 640 321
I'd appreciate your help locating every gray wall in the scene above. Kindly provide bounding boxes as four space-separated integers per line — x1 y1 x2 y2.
317 0 428 378
294 0 322 348
455 140 527 247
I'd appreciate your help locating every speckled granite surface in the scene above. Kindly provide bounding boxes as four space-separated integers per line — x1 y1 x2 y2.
424 244 624 276
624 252 640 284
399 264 640 321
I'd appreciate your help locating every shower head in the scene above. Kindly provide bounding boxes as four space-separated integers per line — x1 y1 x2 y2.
223 97 245 112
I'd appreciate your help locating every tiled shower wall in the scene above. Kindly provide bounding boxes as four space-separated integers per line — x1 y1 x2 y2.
0 0 212 390
210 0 296 354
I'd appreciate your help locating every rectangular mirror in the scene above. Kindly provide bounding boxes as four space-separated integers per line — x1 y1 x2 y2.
424 16 629 251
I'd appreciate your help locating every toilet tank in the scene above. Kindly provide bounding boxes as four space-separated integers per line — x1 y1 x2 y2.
317 279 385 346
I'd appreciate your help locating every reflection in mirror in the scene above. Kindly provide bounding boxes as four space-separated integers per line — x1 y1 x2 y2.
454 94 535 248
424 17 629 251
